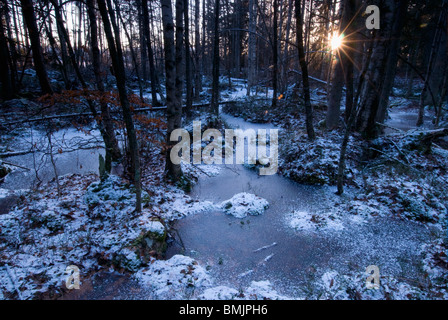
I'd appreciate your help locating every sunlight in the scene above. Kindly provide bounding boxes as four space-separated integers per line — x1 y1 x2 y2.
330 32 343 51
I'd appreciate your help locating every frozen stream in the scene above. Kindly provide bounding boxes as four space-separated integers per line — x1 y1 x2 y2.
0 127 104 214
1 112 438 299
165 113 434 297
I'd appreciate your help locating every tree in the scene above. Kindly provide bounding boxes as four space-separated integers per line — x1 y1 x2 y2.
271 0 278 108
295 0 315 141
141 0 160 106
184 0 193 113
210 0 220 116
86 0 122 170
194 0 202 99
376 0 408 125
97 0 142 212
417 0 448 127
355 0 396 139
20 0 53 95
246 0 256 96
0 3 14 100
161 0 183 180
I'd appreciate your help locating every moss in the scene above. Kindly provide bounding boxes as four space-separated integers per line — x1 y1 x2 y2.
176 174 194 192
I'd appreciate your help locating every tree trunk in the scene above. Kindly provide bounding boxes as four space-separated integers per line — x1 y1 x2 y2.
247 0 257 96
97 0 142 212
142 0 160 106
417 0 448 126
175 0 184 110
86 0 121 170
355 0 395 139
210 0 220 116
20 0 53 95
184 0 193 114
0 5 13 100
326 0 356 130
271 0 278 108
161 0 183 180
376 0 408 125
194 0 202 99
295 0 315 141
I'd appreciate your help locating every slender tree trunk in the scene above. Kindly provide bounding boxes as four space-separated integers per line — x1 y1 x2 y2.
336 30 375 195
141 0 160 106
175 0 184 109
417 0 448 126
272 0 278 108
0 7 13 100
86 0 121 170
210 0 220 116
356 0 395 139
184 0 193 114
97 0 142 212
161 0 183 180
247 0 256 96
194 0 202 99
376 0 408 125
326 0 356 130
295 0 315 141
20 0 53 95
137 0 148 81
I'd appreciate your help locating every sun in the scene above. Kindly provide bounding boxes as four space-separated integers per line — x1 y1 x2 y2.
330 32 343 51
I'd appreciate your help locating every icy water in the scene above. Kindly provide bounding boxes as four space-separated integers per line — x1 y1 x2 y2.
2 112 437 299
0 128 104 214
1 128 104 191
165 113 435 297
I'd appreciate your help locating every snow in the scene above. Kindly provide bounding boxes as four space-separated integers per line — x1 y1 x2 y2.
199 286 240 300
134 255 212 299
0 188 11 199
219 192 269 218
197 281 291 300
287 210 344 232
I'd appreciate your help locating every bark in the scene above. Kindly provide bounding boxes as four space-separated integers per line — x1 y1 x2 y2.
194 0 202 99
142 0 160 106
336 30 375 195
97 0 142 212
271 0 278 108
20 0 53 95
0 5 13 100
295 0 315 141
161 0 183 180
417 0 448 126
184 0 193 113
137 0 148 81
376 0 408 125
246 0 256 96
86 0 121 169
326 0 356 130
210 0 220 116
175 0 184 111
355 0 395 139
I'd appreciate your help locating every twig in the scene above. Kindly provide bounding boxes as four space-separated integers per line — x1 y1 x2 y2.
0 161 31 171
191 163 212 177
253 242 277 253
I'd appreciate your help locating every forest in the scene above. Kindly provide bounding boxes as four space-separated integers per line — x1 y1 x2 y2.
0 0 447 301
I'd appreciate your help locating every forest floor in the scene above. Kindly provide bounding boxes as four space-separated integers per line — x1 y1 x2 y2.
0 77 447 300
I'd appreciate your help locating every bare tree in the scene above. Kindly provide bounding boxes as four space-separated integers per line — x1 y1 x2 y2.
97 0 142 212
161 0 183 180
295 0 315 141
20 0 53 95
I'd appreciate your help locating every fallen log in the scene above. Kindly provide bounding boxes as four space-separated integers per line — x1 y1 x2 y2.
0 99 264 126
405 128 448 154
